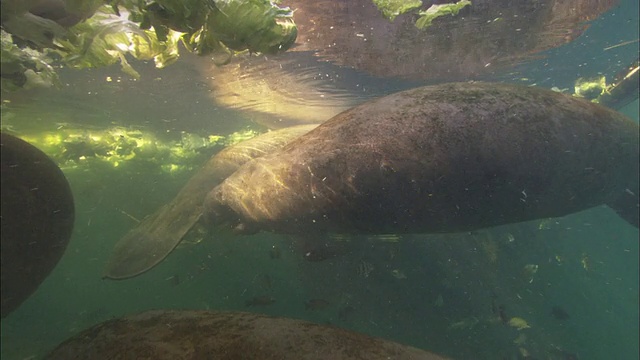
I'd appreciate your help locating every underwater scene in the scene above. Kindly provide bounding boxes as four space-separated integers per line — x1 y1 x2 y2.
1 0 638 359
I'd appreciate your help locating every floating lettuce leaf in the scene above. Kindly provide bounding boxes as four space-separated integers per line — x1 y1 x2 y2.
207 0 297 54
372 0 422 21
416 0 471 30
1 30 58 91
182 27 233 64
115 0 297 56
143 0 209 34
52 7 191 77
574 76 607 100
2 0 298 90
54 11 148 78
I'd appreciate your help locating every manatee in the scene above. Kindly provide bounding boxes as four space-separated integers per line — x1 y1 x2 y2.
103 125 317 280
193 0 617 127
45 310 449 360
204 82 639 236
1 132 75 317
286 0 615 81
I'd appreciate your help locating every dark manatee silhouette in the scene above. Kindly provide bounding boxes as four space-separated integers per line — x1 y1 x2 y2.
45 310 449 360
286 0 616 80
104 125 318 280
205 82 639 235
1 132 75 317
197 0 617 127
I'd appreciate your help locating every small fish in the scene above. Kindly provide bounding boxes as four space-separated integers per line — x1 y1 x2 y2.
244 295 276 307
305 299 331 311
448 316 479 330
390 269 406 279
356 260 374 278
505 233 515 243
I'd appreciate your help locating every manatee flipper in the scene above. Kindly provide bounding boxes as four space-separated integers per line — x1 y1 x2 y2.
601 60 640 227
607 188 640 228
103 196 205 280
103 125 318 280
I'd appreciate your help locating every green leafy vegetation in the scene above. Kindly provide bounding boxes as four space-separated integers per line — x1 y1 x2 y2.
370 0 472 29
2 124 259 174
1 0 297 91
372 0 422 21
415 0 471 29
1 30 58 91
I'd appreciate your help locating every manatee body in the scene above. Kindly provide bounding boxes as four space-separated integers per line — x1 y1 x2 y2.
45 310 448 360
1 133 75 317
104 125 317 280
205 82 639 235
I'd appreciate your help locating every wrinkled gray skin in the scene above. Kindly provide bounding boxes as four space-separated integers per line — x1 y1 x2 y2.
205 82 639 235
45 310 449 360
103 125 317 280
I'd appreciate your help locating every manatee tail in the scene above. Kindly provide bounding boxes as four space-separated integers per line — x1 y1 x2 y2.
607 188 639 229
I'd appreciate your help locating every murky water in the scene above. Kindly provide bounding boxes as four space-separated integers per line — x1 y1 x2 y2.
1 1 638 359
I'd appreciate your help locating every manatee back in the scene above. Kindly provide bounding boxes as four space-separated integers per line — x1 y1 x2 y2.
209 83 639 233
205 124 319 182
45 310 449 360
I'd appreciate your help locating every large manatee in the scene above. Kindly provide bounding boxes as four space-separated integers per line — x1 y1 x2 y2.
205 82 639 235
45 310 449 360
104 125 317 280
1 133 75 317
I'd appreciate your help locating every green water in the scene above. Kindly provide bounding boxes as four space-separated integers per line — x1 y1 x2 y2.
1 2 638 359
